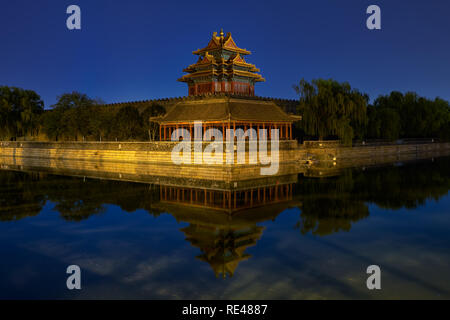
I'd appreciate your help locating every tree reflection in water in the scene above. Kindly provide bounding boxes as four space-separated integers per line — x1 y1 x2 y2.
295 159 450 235
1 157 450 277
1 158 450 228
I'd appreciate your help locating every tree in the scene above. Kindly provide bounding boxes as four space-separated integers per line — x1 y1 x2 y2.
42 92 100 141
141 103 166 140
0 86 44 140
367 106 401 140
52 92 97 111
0 95 14 139
294 79 368 145
371 91 450 140
41 109 63 141
113 105 144 140
89 106 114 141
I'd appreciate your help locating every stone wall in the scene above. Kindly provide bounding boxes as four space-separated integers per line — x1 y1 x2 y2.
0 140 300 171
1 141 449 174
303 142 450 161
0 156 301 190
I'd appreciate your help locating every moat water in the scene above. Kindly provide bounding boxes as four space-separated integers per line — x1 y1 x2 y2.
1 157 450 299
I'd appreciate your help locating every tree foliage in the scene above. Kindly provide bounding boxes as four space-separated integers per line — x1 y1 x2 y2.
112 105 144 141
39 93 167 141
294 79 368 145
367 91 450 140
0 86 44 140
294 80 450 143
367 106 401 140
141 103 166 140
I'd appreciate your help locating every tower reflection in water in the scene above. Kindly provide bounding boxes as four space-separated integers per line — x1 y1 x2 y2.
0 156 301 278
159 183 294 278
2 156 450 279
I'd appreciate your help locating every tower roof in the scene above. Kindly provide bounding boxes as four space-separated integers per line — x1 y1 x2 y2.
155 96 299 124
192 29 251 56
179 30 265 96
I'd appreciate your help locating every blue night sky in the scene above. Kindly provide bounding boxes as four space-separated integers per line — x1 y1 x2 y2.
1 0 449 107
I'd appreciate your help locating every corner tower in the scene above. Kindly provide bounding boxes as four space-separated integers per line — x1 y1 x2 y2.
178 30 265 96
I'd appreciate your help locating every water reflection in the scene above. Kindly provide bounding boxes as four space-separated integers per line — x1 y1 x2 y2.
1 157 450 297
1 159 450 225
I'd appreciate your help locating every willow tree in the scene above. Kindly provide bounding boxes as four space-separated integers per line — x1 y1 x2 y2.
294 79 368 145
0 86 44 140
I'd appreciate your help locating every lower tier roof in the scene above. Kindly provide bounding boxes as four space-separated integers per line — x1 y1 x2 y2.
156 96 300 123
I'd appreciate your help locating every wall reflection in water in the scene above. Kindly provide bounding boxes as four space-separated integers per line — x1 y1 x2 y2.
1 156 450 278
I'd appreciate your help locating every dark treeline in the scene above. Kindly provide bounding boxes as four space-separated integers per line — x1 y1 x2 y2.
41 92 166 141
0 88 165 141
1 82 450 142
366 91 450 141
294 79 450 144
